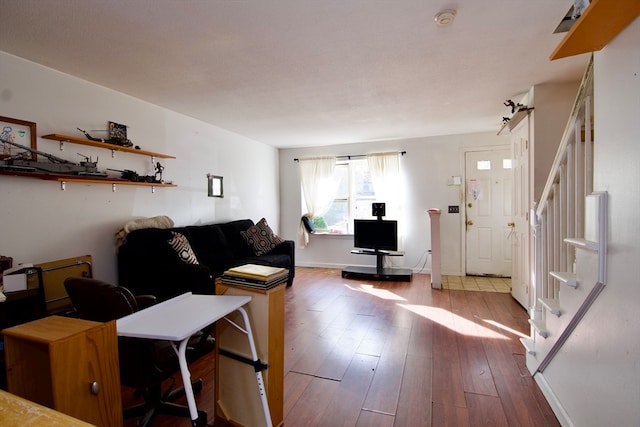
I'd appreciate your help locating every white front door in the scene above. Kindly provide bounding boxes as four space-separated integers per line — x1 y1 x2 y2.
465 148 513 277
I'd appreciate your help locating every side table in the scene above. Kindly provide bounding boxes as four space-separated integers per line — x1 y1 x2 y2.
215 278 286 427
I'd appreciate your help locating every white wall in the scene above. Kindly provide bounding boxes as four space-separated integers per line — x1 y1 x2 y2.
530 81 581 200
540 18 640 426
0 52 280 283
278 134 508 275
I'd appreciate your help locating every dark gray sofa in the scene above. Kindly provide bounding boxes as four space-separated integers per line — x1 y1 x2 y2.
117 219 294 301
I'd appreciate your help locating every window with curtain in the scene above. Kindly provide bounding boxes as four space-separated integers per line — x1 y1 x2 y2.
298 156 337 246
300 152 402 237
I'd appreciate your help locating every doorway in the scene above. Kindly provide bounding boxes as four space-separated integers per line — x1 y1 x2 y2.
464 147 513 277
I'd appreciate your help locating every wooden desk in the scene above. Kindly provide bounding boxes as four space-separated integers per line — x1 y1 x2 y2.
0 389 95 427
116 292 271 427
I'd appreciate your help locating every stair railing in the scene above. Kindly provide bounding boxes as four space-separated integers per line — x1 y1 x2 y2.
529 57 607 372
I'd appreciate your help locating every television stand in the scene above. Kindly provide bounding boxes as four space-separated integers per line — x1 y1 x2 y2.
342 250 412 281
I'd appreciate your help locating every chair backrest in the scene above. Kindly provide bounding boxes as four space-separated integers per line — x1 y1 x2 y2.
64 277 139 322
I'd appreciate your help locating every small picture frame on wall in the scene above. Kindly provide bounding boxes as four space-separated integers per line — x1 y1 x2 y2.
0 115 37 161
207 174 224 198
108 121 127 140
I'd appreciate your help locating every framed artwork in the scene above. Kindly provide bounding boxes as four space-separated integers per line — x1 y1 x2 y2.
207 174 224 198
0 115 37 161
109 121 127 140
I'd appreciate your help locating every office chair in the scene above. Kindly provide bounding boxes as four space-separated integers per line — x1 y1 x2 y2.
64 277 208 427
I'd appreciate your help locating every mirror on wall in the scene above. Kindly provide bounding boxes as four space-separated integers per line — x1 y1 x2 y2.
207 174 224 198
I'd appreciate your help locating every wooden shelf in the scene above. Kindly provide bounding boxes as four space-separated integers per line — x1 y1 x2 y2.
53 177 176 187
0 170 176 187
2 132 176 189
550 0 640 60
41 133 176 159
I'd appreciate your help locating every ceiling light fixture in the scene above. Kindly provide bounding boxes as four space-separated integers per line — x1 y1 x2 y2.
434 9 457 26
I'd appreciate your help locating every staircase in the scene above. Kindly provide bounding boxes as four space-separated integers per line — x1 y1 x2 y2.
520 58 608 384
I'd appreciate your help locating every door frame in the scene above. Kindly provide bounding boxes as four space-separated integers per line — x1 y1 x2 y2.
460 144 512 276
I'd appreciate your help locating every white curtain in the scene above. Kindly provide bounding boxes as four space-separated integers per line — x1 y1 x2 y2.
298 156 336 247
367 152 403 250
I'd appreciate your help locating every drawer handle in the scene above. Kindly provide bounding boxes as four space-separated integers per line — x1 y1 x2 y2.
90 381 100 395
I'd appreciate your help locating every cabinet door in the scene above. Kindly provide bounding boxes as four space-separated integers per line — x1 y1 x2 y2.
50 321 122 427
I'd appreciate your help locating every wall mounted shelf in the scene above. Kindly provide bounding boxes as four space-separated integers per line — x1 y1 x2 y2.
1 133 177 191
0 170 176 191
550 0 640 60
41 134 176 159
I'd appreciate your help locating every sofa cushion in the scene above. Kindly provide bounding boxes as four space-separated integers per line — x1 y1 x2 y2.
240 218 284 256
185 224 235 274
168 231 200 264
219 219 256 258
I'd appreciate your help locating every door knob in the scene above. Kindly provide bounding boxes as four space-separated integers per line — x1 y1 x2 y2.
90 381 99 395
466 220 473 226
507 222 515 227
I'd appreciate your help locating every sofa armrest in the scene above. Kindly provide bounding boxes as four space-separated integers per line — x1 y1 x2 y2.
271 240 295 285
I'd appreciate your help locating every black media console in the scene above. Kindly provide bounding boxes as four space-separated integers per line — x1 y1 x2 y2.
341 250 413 282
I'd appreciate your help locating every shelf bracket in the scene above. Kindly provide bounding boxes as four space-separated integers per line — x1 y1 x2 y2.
151 185 156 194
111 149 116 158
112 183 117 192
59 140 66 151
60 181 66 191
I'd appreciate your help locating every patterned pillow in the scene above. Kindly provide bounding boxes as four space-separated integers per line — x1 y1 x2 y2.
240 218 284 256
167 232 199 264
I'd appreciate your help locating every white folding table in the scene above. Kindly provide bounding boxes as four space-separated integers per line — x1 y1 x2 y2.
116 292 272 427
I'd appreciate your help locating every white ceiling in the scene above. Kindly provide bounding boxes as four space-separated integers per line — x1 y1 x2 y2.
0 0 590 148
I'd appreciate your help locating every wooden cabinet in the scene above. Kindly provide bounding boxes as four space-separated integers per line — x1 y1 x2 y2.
550 0 640 60
3 315 122 427
215 279 285 427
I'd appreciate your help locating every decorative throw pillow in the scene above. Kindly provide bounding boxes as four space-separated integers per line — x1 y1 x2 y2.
240 218 284 256
167 231 200 264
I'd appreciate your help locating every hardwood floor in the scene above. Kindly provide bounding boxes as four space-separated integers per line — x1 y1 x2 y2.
123 267 559 427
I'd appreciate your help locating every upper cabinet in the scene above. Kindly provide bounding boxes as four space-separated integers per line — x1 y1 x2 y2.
550 0 640 60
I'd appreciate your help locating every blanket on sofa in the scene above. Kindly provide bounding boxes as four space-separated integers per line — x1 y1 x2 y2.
114 215 175 248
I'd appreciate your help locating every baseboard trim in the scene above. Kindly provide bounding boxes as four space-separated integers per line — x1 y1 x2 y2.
534 373 574 427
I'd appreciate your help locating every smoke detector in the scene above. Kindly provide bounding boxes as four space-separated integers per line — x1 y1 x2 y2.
434 9 457 26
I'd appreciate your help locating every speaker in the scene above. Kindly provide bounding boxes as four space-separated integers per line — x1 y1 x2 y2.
372 203 386 217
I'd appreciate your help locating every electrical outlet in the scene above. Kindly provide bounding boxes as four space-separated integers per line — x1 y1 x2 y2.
448 205 459 213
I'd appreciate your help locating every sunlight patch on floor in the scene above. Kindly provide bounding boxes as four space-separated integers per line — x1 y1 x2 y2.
345 283 407 301
399 304 508 339
478 317 529 339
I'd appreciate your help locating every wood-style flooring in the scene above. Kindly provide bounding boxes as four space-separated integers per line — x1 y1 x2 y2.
123 267 559 427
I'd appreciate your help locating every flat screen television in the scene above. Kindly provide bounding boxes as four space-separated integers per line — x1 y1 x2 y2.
353 219 398 252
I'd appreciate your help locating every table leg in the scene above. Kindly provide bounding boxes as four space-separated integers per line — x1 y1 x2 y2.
174 338 200 425
237 306 273 427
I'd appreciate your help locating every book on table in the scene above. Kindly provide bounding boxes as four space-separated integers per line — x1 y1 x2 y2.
224 264 288 281
220 275 285 290
222 264 288 290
